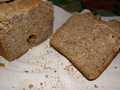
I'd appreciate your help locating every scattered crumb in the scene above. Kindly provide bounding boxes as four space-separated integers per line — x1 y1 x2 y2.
45 75 49 78
0 63 5 68
29 84 34 89
114 66 118 69
31 70 34 72
94 84 98 88
64 65 74 71
86 86 89 89
12 86 15 88
40 82 43 86
60 62 64 66
46 50 53 54
52 86 56 88
54 70 57 73
36 61 39 63
24 70 29 73
46 50 50 54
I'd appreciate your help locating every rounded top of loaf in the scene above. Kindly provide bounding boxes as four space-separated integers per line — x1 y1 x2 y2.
0 0 46 20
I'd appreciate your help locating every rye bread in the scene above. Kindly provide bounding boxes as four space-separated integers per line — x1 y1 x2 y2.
50 12 120 80
0 0 53 61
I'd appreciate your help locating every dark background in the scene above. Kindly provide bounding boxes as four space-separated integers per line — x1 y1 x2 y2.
49 0 120 16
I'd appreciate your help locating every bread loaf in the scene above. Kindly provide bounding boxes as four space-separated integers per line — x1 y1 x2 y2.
50 12 120 80
0 0 53 61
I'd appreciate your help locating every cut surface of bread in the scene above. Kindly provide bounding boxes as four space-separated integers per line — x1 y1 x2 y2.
104 20 120 33
0 0 53 61
51 13 120 80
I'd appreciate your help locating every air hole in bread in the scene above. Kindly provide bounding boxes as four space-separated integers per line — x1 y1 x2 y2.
27 34 37 44
0 28 2 31
111 35 115 38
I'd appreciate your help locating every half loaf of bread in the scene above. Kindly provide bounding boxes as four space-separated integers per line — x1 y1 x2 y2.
0 0 53 61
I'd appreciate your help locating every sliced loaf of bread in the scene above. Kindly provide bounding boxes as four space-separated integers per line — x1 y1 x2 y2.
0 0 53 61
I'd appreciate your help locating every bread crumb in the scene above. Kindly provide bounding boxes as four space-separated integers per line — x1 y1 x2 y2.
24 70 29 73
11 86 15 88
54 70 57 73
94 84 98 88
64 65 74 72
40 82 43 86
0 63 5 68
28 84 34 89
114 66 118 69
45 75 48 78
52 86 56 88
